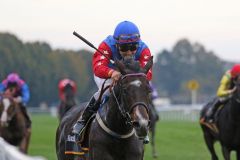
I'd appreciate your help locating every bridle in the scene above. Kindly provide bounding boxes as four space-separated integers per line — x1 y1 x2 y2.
111 73 150 126
96 72 150 139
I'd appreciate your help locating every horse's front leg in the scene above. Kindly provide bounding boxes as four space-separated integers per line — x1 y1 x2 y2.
151 126 158 159
202 128 218 160
221 146 230 160
19 128 31 153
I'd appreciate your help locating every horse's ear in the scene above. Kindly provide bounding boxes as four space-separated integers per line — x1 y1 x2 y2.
115 59 127 75
141 56 153 74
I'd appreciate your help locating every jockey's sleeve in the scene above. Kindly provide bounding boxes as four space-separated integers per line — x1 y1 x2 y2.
217 72 231 97
0 83 5 93
138 48 152 80
92 42 113 79
21 84 30 104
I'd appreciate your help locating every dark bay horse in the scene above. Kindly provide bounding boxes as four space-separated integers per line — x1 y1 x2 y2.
200 76 240 160
0 88 30 153
58 83 77 121
56 57 153 160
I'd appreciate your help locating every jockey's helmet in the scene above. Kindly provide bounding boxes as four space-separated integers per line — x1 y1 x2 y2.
6 73 20 88
7 73 20 83
58 79 77 93
231 64 240 78
113 21 140 44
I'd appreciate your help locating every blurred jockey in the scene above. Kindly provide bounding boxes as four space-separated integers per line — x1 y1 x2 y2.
58 78 77 120
71 20 153 144
58 78 77 102
206 64 240 123
0 73 31 129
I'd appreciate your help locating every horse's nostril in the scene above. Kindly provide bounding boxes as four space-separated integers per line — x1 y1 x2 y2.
148 120 151 127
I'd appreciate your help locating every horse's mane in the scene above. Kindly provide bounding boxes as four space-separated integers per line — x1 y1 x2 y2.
120 58 141 73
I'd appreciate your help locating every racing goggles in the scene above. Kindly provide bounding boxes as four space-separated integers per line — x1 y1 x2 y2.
116 34 140 44
118 43 138 52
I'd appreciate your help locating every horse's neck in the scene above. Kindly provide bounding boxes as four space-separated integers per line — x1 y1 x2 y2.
8 108 25 130
11 114 24 127
65 97 76 107
102 99 132 134
229 98 240 122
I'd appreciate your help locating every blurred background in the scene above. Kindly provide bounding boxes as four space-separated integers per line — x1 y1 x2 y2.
0 0 240 159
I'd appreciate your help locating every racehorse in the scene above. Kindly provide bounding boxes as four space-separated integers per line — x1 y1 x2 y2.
58 83 77 121
149 101 159 158
200 75 240 160
56 57 153 160
0 88 30 153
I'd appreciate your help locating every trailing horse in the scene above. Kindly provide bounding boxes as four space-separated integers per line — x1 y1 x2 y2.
0 88 30 153
58 83 77 121
200 76 240 160
56 57 153 160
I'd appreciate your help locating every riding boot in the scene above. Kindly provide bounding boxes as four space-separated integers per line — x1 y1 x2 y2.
206 99 222 123
72 96 99 141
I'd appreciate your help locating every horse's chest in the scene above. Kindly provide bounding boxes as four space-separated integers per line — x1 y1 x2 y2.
89 121 143 160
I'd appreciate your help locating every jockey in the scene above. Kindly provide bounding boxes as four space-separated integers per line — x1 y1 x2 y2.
71 20 153 143
206 64 240 123
58 78 77 101
0 73 31 128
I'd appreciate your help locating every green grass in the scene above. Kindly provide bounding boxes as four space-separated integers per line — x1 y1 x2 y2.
29 114 58 160
28 114 225 160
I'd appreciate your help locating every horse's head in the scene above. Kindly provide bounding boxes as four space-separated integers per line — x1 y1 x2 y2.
113 57 153 139
62 84 76 107
233 75 240 102
0 88 21 127
0 96 18 127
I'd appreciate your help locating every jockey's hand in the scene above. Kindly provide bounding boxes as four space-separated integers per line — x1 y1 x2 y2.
13 96 22 103
111 70 121 83
229 86 237 94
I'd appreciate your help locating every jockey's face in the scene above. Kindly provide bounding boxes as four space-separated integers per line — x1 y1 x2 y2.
7 82 18 88
117 43 138 59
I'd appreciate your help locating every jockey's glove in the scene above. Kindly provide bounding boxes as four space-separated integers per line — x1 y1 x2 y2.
228 86 237 94
111 70 121 82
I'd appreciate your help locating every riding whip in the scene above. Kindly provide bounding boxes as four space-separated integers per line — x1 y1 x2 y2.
73 31 114 64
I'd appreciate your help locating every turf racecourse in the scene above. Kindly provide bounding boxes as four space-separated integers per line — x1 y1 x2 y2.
28 114 226 160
